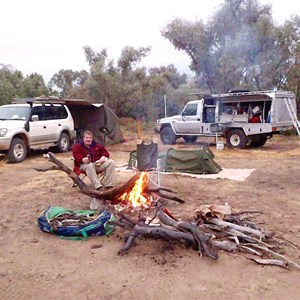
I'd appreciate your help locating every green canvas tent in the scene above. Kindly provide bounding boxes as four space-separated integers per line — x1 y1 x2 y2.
159 146 222 174
64 99 125 146
129 144 222 175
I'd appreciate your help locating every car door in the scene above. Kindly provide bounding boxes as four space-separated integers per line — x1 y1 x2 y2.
29 105 50 145
43 105 63 142
173 102 202 134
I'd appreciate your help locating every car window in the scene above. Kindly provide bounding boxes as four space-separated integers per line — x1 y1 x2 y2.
52 105 68 119
31 104 68 120
31 106 45 120
182 103 198 116
0 106 30 120
43 105 68 120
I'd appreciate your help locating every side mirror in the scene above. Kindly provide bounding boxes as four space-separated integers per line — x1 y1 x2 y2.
31 115 39 122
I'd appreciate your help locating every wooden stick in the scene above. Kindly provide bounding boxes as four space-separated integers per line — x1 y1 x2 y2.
246 244 300 270
208 218 266 239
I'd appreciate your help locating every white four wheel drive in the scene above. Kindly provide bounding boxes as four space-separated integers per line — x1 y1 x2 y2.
157 90 299 148
0 98 75 163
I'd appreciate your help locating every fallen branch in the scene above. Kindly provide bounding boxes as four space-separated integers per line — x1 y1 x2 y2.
119 224 194 255
208 218 266 239
246 244 300 270
248 258 289 269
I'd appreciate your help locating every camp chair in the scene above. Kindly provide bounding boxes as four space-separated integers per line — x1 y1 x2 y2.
130 140 161 186
71 157 106 187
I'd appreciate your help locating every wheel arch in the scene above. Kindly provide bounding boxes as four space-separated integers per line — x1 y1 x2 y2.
160 123 172 132
224 127 246 138
226 128 248 149
10 133 30 149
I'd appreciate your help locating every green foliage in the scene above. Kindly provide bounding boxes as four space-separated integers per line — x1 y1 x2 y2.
162 0 300 94
0 64 49 105
83 46 187 121
22 73 48 98
48 69 89 98
0 80 16 105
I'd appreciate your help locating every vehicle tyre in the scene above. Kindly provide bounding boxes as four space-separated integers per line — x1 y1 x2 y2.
8 138 27 163
160 127 177 144
57 133 70 152
250 137 267 148
226 129 248 149
183 135 198 143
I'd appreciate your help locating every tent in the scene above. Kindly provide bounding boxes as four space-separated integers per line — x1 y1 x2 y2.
64 99 125 146
128 144 222 175
159 145 222 174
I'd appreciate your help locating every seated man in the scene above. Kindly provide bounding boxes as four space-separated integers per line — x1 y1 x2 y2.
72 130 115 190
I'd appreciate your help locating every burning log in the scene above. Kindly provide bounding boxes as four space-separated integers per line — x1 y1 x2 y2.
36 152 185 205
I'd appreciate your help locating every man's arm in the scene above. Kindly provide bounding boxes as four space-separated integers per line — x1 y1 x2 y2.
72 144 86 164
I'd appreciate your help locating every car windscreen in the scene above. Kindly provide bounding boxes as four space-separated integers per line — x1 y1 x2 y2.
0 106 30 120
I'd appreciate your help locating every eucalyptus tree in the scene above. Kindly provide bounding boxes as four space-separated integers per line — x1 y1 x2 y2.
48 69 89 98
83 46 189 121
0 64 48 104
22 73 48 98
277 16 300 104
162 0 300 94
83 46 151 117
0 64 24 104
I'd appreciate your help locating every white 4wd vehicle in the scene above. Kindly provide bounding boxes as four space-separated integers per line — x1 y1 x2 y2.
157 90 298 148
0 98 75 163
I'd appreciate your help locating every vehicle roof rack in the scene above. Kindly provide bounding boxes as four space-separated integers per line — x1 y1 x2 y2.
13 96 65 105
188 90 294 98
211 90 294 97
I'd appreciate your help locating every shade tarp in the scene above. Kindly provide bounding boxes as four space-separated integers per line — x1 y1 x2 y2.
64 99 125 146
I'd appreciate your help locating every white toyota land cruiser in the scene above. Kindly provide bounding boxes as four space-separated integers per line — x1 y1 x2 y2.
0 98 75 163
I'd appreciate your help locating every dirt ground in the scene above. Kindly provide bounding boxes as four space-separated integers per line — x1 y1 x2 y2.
0 129 300 300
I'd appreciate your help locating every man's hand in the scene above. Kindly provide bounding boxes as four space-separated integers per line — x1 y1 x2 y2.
95 156 108 165
82 156 90 164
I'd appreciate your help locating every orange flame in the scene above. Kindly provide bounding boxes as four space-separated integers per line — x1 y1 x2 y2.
118 172 152 209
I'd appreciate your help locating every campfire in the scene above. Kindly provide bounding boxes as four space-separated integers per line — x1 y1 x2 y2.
117 172 154 210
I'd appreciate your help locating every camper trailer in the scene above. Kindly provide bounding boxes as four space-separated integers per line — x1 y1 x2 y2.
157 90 299 148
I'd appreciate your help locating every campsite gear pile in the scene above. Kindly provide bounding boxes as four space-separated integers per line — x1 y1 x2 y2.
38 206 115 239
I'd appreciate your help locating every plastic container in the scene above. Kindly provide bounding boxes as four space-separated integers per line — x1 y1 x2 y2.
216 141 224 151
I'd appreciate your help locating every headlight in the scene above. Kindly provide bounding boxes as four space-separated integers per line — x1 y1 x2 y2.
0 128 8 136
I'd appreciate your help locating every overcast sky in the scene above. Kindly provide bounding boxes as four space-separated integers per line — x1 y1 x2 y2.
1 0 299 83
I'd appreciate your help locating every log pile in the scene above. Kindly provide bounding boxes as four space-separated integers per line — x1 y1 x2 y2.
116 203 300 270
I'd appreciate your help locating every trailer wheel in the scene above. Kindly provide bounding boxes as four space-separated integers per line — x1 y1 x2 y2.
160 127 177 144
183 135 198 143
250 137 267 147
226 129 247 149
8 138 27 163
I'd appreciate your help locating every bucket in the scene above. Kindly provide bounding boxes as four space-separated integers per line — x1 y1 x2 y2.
216 141 224 151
